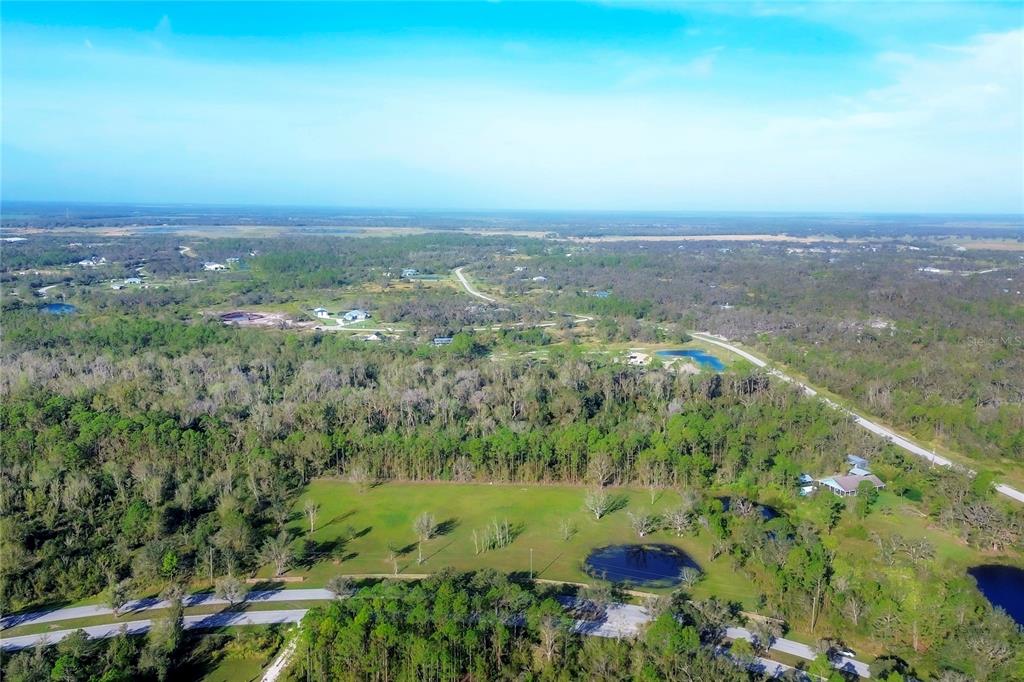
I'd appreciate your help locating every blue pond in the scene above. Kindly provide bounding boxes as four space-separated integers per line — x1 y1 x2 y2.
969 564 1024 626
39 303 77 315
655 349 726 371
584 544 700 588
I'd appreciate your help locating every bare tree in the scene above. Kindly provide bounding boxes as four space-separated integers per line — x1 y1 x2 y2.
536 617 563 666
627 510 658 537
326 574 353 599
679 566 702 588
107 577 130 618
386 544 400 575
413 511 436 564
584 488 613 520
558 517 576 541
750 619 782 655
664 507 694 536
586 453 615 487
260 531 293 577
638 460 667 504
303 501 320 535
347 461 374 492
214 575 247 606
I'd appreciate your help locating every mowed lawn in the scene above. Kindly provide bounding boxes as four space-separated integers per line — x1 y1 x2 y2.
277 481 760 606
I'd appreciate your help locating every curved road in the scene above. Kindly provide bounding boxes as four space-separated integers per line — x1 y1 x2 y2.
691 333 1024 504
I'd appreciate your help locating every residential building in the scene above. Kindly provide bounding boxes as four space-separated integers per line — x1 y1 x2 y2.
343 309 370 322
818 473 885 497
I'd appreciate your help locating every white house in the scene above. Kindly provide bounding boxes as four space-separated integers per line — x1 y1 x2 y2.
204 262 227 271
401 268 419 278
313 307 330 319
342 309 370 322
532 275 547 282
124 277 142 285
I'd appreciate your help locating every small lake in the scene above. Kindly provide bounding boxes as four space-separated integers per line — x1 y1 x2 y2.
969 564 1024 626
717 496 781 521
655 349 726 371
584 544 700 588
39 303 77 315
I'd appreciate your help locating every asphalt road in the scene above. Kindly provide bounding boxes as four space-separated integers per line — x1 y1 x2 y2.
691 333 1024 505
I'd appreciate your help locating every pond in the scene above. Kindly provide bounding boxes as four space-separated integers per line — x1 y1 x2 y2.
39 303 77 315
717 496 780 521
584 544 701 588
969 564 1024 626
655 349 726 371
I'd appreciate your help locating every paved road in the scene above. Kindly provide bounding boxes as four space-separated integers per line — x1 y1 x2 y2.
0 589 334 630
692 333 1024 505
454 266 497 302
1 609 308 652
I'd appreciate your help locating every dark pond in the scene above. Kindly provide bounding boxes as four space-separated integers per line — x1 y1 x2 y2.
716 496 780 521
39 303 77 315
584 544 700 588
655 349 725 371
969 564 1024 626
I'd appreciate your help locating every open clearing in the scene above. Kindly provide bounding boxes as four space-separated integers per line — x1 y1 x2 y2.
280 481 761 606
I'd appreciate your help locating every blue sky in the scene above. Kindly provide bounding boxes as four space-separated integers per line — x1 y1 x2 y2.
2 2 1022 212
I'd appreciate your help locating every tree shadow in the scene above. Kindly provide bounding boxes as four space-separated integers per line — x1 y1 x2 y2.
323 510 356 529
607 495 629 515
423 539 455 563
434 518 459 537
352 525 373 539
299 538 344 568
537 551 563 577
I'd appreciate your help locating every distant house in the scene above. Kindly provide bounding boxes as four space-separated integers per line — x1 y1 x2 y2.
313 307 330 319
204 262 227 271
798 473 814 485
847 455 870 469
123 277 142 285
433 337 454 346
401 268 419 278
849 465 873 477
361 332 384 342
225 257 240 264
78 257 107 267
593 290 611 298
342 309 370 322
532 275 547 282
818 473 885 497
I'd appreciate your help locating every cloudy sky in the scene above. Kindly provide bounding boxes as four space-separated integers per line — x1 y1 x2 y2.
2 2 1022 212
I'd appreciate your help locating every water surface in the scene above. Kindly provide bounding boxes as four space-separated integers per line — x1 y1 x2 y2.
39 303 77 315
969 564 1024 626
655 349 726 371
584 544 700 588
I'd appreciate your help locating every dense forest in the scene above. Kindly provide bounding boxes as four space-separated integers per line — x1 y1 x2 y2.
480 240 1024 467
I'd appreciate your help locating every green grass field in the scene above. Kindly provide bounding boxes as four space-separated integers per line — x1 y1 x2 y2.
278 481 761 606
